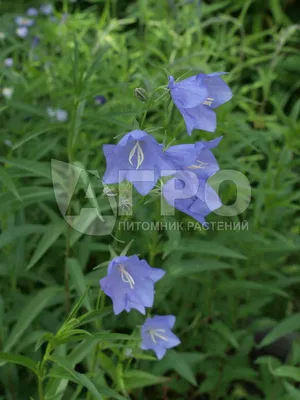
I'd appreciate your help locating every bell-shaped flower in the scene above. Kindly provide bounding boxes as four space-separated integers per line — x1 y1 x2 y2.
164 136 221 181
99 255 165 315
27 8 38 16
168 73 232 135
4 58 13 67
103 130 170 195
15 16 35 27
16 27 28 38
162 170 221 225
141 315 180 360
95 95 106 105
40 4 53 15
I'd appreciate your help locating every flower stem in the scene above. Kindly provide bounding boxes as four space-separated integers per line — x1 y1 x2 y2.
38 377 44 400
64 224 71 313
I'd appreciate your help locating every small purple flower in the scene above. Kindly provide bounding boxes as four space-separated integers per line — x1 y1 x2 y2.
47 107 68 122
168 72 232 135
56 109 68 122
99 255 165 315
15 16 35 27
2 87 14 99
27 8 38 16
141 315 180 360
31 36 40 48
162 171 222 225
4 58 13 67
16 27 28 38
40 4 53 15
164 137 221 180
103 130 169 195
94 95 107 105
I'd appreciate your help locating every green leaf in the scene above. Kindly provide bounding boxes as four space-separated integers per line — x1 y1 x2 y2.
0 167 21 200
165 239 246 260
218 280 289 298
169 259 233 277
0 225 46 249
165 350 197 385
0 352 37 374
259 313 300 348
211 321 239 349
273 366 300 382
123 370 169 390
0 157 51 179
26 221 66 270
67 258 92 311
49 355 103 400
12 127 54 150
284 381 300 399
3 287 62 352
92 386 127 400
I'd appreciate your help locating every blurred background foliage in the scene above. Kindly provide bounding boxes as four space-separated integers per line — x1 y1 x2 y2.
0 0 300 399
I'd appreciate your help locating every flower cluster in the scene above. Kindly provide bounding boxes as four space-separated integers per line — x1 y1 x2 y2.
15 4 53 38
99 72 232 359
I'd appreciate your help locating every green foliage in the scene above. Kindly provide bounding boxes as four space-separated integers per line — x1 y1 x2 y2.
1 0 300 399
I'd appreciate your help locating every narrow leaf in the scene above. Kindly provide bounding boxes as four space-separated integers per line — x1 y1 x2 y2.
259 313 300 348
3 287 62 352
0 352 37 374
67 258 92 311
26 222 65 270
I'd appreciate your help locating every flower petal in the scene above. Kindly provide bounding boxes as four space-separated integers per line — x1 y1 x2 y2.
170 75 208 109
154 346 167 360
202 73 232 108
180 105 217 134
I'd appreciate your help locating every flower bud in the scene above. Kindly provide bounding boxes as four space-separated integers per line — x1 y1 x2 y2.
134 87 147 102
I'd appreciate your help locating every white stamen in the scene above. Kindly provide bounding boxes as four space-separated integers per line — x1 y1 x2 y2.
119 264 135 289
203 97 214 106
187 160 208 169
148 329 168 344
128 141 144 169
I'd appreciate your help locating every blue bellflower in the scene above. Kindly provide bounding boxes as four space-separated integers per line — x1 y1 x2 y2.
99 255 165 315
164 136 222 180
27 8 38 16
162 171 222 225
15 16 35 27
31 36 40 48
168 73 232 135
103 130 169 195
16 27 28 38
95 95 107 105
141 315 180 359
4 58 13 67
40 4 53 15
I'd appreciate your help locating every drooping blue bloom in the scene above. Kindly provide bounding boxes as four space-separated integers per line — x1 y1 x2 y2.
27 8 38 16
47 107 68 122
56 109 68 122
40 4 53 15
99 255 165 315
15 16 35 26
31 36 40 48
164 136 222 180
162 170 222 225
95 95 107 105
168 73 232 135
2 87 14 99
103 130 171 195
4 58 13 67
16 27 28 38
141 315 180 359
